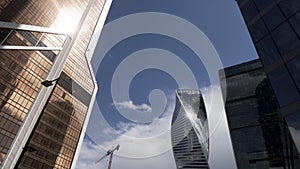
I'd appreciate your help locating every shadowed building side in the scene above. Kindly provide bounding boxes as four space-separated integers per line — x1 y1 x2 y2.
234 0 300 167
220 59 287 169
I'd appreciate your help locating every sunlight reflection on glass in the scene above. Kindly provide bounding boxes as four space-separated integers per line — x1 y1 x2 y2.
51 7 80 34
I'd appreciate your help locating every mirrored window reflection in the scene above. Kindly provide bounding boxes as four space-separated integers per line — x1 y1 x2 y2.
249 18 268 42
254 0 274 11
286 56 300 90
225 69 265 101
271 22 300 55
241 0 259 23
268 66 300 106
286 112 300 152
263 6 285 31
236 0 247 5
289 11 300 37
0 48 52 165
256 35 281 65
278 0 300 18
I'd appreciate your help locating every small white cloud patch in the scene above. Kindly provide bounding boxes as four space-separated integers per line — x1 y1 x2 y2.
113 100 152 113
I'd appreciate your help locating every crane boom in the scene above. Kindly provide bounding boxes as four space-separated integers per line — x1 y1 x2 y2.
95 154 107 164
95 144 120 169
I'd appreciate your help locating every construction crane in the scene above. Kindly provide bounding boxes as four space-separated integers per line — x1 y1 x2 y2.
95 144 120 169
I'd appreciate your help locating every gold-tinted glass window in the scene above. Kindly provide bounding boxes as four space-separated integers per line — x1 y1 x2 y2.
0 48 53 165
0 0 105 166
11 0 106 168
63 0 106 94
17 85 88 169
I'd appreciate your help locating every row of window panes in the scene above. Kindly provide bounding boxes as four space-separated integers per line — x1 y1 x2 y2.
64 51 94 92
43 107 73 131
60 146 74 158
6 51 52 75
39 121 67 141
41 112 82 141
62 1 102 92
0 79 37 103
65 56 93 86
240 0 300 23
42 113 68 131
32 129 77 160
55 156 72 169
226 71 266 101
44 105 73 128
0 114 21 131
252 20 300 57
43 93 86 133
0 79 36 102
0 118 20 136
0 0 88 29
268 65 300 106
245 5 300 77
0 54 50 87
21 155 54 169
41 33 66 48
65 126 80 139
0 60 44 88
242 1 300 44
60 135 77 151
37 121 64 143
8 3 57 27
0 133 13 149
0 85 34 110
0 94 32 117
0 102 28 123
62 64 94 95
32 133 64 156
51 89 88 120
34 131 63 153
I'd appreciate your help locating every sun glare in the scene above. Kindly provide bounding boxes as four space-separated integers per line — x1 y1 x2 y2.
51 7 80 34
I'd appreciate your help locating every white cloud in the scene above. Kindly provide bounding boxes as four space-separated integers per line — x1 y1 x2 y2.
76 139 176 169
98 98 176 158
113 100 152 113
76 85 237 169
101 108 173 158
76 140 101 169
76 97 176 169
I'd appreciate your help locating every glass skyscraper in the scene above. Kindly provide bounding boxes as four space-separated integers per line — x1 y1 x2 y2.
171 89 209 169
0 0 111 168
220 59 287 169
235 0 300 168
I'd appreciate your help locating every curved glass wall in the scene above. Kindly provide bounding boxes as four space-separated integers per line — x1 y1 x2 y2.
171 89 209 169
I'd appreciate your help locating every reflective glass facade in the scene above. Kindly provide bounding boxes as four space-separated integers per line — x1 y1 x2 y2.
236 0 300 108
220 60 287 169
0 0 107 168
171 89 209 169
236 0 300 167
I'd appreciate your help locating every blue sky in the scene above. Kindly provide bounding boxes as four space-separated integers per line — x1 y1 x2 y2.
76 0 258 169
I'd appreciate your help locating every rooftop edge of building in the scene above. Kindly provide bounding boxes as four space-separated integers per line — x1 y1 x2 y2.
219 59 262 78
176 89 201 95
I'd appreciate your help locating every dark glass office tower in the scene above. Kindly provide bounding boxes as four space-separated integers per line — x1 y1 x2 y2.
235 0 300 168
220 59 287 169
0 0 111 168
171 89 209 169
